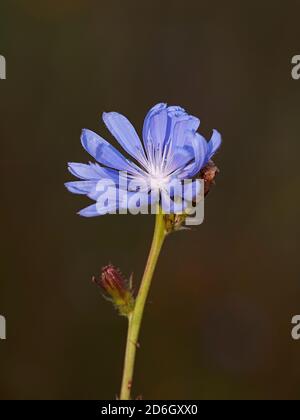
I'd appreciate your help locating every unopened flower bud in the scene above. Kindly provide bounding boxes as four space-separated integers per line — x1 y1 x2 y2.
93 265 134 317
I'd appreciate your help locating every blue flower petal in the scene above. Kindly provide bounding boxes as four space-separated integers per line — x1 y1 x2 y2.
78 191 152 217
172 116 200 149
78 204 98 217
179 133 208 178
143 104 200 166
142 103 167 144
166 106 186 115
81 129 143 175
149 108 170 150
65 180 98 195
68 162 103 180
164 146 194 174
66 171 133 202
102 112 147 165
206 129 222 161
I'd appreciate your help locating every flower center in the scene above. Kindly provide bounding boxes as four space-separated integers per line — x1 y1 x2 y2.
149 173 170 190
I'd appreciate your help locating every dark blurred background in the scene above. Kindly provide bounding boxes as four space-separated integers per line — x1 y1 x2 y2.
0 0 299 400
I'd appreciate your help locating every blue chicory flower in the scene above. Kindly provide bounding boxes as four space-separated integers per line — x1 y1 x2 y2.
65 103 221 217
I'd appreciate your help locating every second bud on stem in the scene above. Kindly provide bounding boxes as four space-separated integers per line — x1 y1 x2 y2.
93 265 135 317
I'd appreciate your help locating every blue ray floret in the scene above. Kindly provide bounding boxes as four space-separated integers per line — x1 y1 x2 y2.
65 103 222 217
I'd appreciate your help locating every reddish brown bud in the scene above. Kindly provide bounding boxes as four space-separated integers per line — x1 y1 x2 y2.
199 160 219 196
93 265 134 316
97 265 127 297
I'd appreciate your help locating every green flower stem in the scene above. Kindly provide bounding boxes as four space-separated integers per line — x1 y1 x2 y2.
120 210 166 400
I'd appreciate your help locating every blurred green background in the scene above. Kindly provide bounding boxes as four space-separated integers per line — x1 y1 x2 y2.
0 0 300 400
